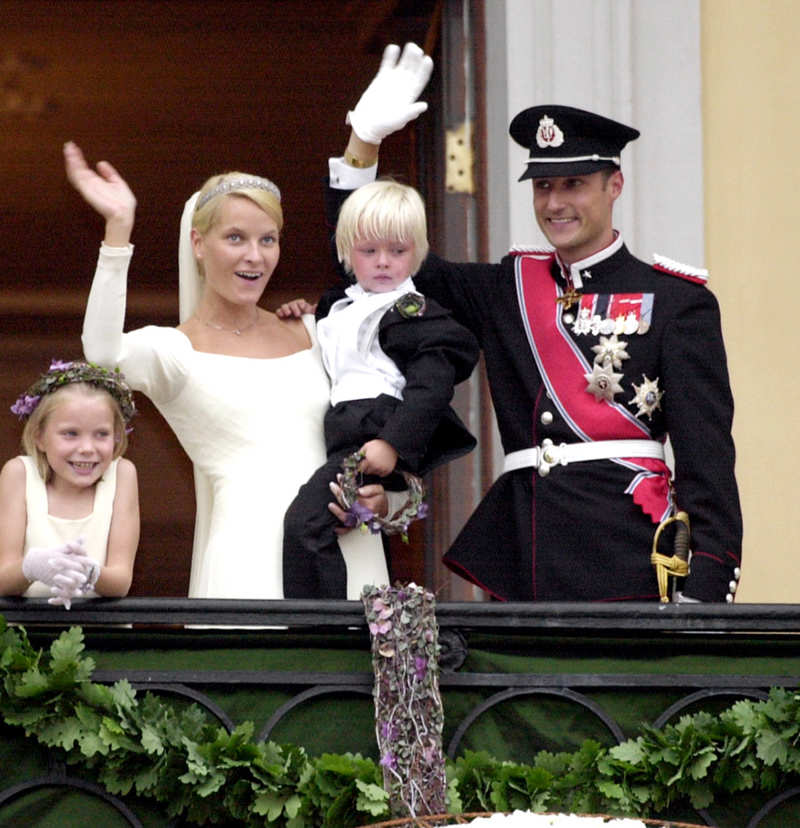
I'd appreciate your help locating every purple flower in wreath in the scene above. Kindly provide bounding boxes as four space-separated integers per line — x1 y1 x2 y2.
366 518 383 535
48 359 74 371
369 619 392 635
414 656 428 681
416 502 429 520
10 394 41 418
373 597 393 620
380 720 399 741
379 751 397 770
346 501 376 529
340 510 359 528
422 742 439 765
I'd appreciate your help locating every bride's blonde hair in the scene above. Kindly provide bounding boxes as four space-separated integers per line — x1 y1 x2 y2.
192 171 283 236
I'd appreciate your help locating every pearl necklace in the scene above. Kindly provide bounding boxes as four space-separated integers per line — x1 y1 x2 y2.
200 311 259 336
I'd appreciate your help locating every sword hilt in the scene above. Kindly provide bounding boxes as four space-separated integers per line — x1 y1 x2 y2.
651 511 691 602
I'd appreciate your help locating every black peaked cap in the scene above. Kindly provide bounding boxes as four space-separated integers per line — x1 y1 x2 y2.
509 104 640 180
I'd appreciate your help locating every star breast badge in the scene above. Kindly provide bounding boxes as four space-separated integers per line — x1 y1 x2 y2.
591 334 630 370
629 375 663 419
584 362 624 402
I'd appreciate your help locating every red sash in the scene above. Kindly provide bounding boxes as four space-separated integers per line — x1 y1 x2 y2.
515 253 672 522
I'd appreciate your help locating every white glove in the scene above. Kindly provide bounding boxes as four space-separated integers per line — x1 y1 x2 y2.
49 540 100 610
675 590 701 603
23 539 98 610
346 42 434 144
22 542 89 588
48 569 90 610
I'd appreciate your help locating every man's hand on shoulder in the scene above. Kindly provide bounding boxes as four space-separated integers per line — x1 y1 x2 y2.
276 298 316 318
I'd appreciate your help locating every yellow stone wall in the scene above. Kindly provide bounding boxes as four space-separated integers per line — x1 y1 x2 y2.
702 0 800 601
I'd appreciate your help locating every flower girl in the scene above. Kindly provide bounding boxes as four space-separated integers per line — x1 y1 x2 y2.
0 360 139 607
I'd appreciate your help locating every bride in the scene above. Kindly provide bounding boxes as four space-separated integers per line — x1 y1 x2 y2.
65 43 432 599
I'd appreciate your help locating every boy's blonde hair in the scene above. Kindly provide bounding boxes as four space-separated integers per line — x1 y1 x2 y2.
336 178 429 277
22 384 129 483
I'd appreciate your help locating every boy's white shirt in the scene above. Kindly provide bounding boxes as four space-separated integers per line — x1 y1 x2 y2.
317 277 416 407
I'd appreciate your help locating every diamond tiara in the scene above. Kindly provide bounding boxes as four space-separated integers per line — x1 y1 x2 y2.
196 176 282 211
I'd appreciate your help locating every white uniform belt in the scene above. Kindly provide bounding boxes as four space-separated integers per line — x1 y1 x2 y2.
503 438 665 477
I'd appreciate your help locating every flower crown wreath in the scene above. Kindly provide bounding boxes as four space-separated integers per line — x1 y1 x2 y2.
11 360 137 425
336 450 428 543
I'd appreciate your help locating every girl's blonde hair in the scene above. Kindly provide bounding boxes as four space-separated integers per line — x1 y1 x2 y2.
335 178 429 277
22 384 129 483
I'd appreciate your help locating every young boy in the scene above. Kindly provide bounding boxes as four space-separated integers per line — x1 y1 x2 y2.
282 179 479 599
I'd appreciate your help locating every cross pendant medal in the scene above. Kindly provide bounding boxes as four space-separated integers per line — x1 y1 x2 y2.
556 287 581 310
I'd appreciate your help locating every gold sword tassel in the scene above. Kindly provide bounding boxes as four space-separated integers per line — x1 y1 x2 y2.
650 511 691 602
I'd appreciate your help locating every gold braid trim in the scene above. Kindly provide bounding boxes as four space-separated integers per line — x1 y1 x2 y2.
651 510 691 603
650 551 690 603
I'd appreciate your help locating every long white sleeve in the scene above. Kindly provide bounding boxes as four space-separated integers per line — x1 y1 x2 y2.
81 243 133 368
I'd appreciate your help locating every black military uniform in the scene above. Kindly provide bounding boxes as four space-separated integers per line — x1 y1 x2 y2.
327 105 742 602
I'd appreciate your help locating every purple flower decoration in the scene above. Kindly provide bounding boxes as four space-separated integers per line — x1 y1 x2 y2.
346 501 375 527
380 720 399 741
422 742 439 765
416 502 429 520
369 619 392 635
414 656 428 680
362 583 446 814
340 510 359 528
10 394 41 418
10 359 136 425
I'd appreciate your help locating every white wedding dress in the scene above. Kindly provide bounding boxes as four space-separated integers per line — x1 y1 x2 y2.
82 244 389 599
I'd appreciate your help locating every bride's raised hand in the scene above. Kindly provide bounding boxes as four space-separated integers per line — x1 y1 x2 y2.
64 141 137 228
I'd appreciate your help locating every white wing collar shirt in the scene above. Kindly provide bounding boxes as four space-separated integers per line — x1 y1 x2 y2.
317 278 416 406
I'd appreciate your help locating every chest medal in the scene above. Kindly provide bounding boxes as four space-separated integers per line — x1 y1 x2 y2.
629 375 663 419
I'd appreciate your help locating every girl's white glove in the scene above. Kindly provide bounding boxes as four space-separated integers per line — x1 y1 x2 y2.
346 42 434 144
52 538 99 609
22 539 97 610
22 542 88 588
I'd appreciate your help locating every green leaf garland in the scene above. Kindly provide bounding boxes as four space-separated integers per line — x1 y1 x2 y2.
4 614 800 826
